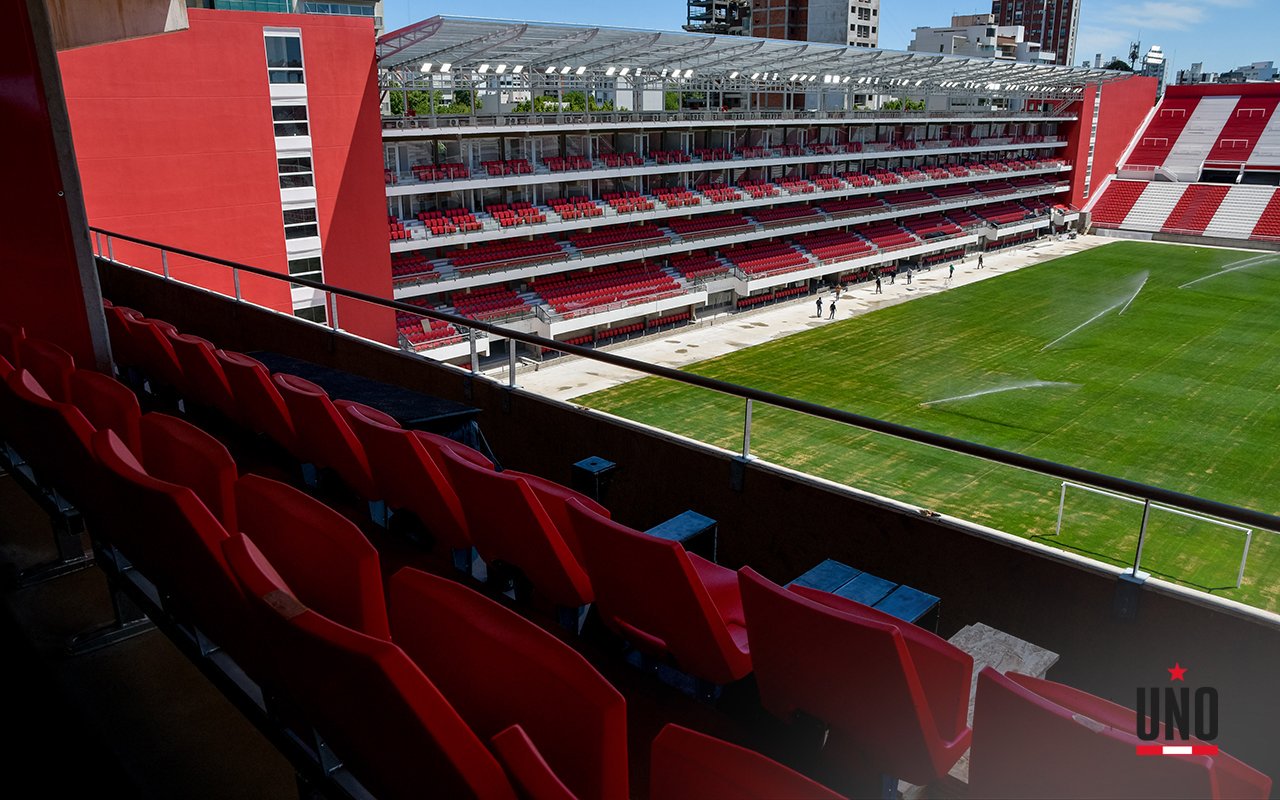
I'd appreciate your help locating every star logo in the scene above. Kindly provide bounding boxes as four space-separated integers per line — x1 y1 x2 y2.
1168 663 1188 682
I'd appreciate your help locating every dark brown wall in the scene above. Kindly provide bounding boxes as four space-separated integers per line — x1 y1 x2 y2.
101 261 1280 789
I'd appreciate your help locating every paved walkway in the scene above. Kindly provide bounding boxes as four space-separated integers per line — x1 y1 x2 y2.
509 233 1114 401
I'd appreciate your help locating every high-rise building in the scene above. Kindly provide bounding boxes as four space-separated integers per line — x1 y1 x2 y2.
909 13 1055 64
751 0 879 47
990 0 1078 66
185 0 385 34
684 0 752 35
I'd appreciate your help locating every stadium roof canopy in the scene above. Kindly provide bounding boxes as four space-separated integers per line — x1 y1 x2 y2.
377 16 1125 96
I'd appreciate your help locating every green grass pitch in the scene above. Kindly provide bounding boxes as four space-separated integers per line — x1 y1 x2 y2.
577 241 1280 611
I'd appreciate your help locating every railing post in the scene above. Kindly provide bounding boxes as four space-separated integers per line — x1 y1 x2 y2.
161 249 169 280
741 398 753 458
328 292 339 331
507 342 517 388
106 236 114 263
232 267 242 301
469 328 479 374
1132 499 1153 576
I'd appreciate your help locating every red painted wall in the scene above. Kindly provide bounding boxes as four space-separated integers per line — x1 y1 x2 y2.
1062 76 1159 209
59 9 392 344
0 0 102 366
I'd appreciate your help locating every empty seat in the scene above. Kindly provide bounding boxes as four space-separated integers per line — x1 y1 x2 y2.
970 668 1272 799
390 568 628 800
102 305 141 371
17 337 75 402
139 413 238 533
69 370 143 455
221 533 517 800
166 332 238 420
89 429 254 666
650 724 845 800
215 350 296 452
738 568 971 786
272 373 378 500
563 499 750 686
234 473 389 640
5 369 98 508
122 316 184 391
343 404 470 551
433 446 593 610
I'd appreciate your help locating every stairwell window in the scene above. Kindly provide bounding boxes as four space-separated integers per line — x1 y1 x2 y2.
283 207 319 239
272 104 309 137
278 156 314 188
265 32 305 84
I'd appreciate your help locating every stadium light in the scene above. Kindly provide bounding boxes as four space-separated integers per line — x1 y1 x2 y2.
420 62 433 73
439 63 451 73
620 67 631 76
545 66 557 74
750 72 759 79
512 64 523 74
561 66 572 75
478 64 490 73
495 64 508 74
729 71 739 79
790 74 799 81
576 66 586 75
606 67 617 76
684 69 694 78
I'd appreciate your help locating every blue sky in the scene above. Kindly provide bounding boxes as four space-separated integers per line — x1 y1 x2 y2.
382 0 1277 75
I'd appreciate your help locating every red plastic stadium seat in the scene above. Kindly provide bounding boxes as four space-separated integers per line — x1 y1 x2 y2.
166 332 238 420
5 369 98 508
343 404 470 551
410 428 494 470
138 412 239 539
102 305 142 370
563 499 751 686
433 445 593 609
215 350 296 453
389 569 628 800
234 473 389 640
123 316 185 391
739 569 972 786
272 373 378 500
17 337 75 402
490 726 578 800
69 370 142 455
221 533 517 800
89 429 255 668
650 724 845 800
969 668 1272 799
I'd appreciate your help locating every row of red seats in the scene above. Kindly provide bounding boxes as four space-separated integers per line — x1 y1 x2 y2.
736 146 768 158
778 178 816 194
669 253 730 281
569 224 666 253
667 213 752 237
391 252 443 284
862 222 920 251
481 159 534 176
7 313 1273 800
751 205 821 225
906 214 964 239
722 242 808 276
838 172 877 188
813 176 845 191
977 203 1033 226
596 322 644 340
697 183 742 203
652 150 691 164
490 207 548 228
821 195 886 216
447 239 564 270
653 187 701 208
693 147 732 161
600 152 645 168
919 248 966 267
738 180 780 199
546 196 604 220
534 261 680 314
647 311 691 328
389 217 411 241
17 314 861 800
795 230 873 263
602 191 655 213
545 155 591 172
449 286 531 322
411 162 469 181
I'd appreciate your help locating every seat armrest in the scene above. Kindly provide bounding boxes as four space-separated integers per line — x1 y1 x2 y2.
491 725 579 800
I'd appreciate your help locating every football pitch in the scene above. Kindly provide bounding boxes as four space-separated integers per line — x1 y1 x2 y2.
577 241 1280 611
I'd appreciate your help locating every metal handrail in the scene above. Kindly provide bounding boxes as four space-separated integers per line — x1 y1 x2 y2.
89 226 1280 536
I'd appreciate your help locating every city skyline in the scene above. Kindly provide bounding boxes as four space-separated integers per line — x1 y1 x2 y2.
381 0 1278 76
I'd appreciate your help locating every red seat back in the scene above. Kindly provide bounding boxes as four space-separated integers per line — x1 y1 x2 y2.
650 724 845 800
69 370 142 455
123 316 184 389
410 428 494 469
17 337 75 402
166 332 237 419
970 668 1272 799
564 499 750 685
235 473 389 640
221 534 517 800
89 429 254 667
343 404 470 549
390 568 627 800
434 446 592 608
102 305 140 369
139 413 238 533
272 373 377 499
739 569 971 785
5 369 98 508
215 350 295 452
502 470 609 561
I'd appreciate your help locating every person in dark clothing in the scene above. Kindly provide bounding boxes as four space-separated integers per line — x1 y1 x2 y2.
828 299 836 319
874 276 882 294
816 297 823 317
978 253 985 269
